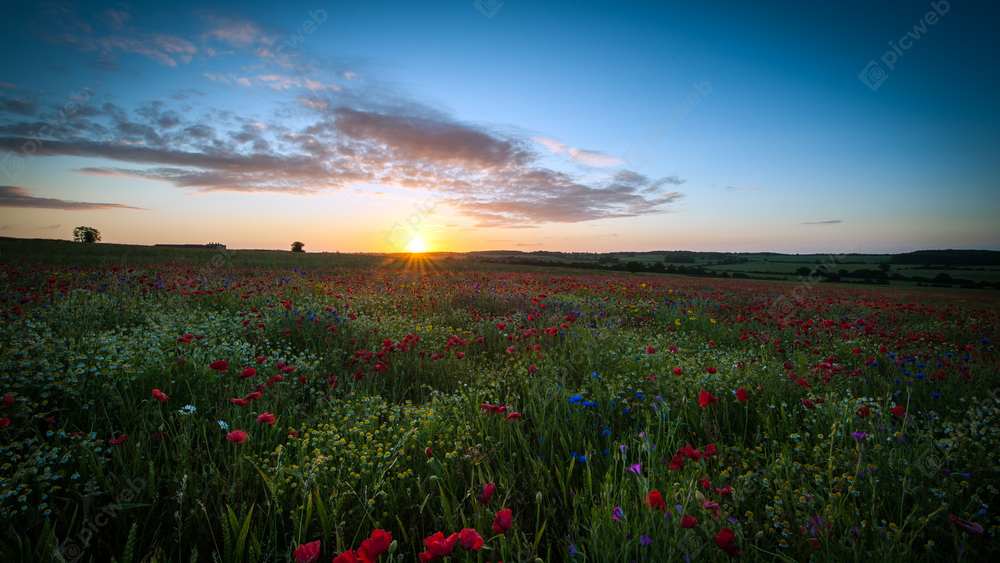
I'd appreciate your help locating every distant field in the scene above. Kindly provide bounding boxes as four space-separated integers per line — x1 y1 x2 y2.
3 238 998 292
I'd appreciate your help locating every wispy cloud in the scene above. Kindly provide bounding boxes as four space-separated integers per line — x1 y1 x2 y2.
0 186 147 211
800 220 842 225
534 137 623 167
37 223 61 230
724 186 760 192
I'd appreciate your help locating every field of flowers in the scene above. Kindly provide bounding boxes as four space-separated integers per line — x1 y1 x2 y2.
1 256 998 562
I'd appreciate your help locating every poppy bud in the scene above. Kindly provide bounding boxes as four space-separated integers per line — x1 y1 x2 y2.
425 447 433 458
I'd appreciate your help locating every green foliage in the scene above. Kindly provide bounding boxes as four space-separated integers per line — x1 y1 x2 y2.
72 226 101 243
0 257 997 562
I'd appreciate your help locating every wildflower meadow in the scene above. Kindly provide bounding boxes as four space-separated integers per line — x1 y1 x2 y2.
1 252 998 562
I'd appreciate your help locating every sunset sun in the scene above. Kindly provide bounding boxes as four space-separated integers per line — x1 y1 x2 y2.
409 238 426 253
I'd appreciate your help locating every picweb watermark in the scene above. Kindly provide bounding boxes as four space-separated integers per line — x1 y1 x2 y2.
1 88 90 181
859 1 951 91
383 199 437 252
53 476 146 563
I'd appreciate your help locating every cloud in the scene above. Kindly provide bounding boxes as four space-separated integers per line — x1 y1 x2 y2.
0 224 15 230
103 9 131 29
99 34 198 66
0 96 38 116
724 186 760 192
0 186 147 211
800 220 842 225
200 16 268 48
534 137 623 167
170 88 206 101
37 224 61 230
0 74 685 227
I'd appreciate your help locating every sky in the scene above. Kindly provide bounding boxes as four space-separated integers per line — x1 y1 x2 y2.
0 0 998 254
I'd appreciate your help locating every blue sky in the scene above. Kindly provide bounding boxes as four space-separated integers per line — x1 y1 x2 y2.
0 0 997 253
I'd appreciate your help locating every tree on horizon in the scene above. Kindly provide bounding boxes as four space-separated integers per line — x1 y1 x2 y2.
73 226 101 243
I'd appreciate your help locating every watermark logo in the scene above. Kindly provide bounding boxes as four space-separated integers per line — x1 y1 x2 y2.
859 1 950 91
2 89 90 181
383 199 437 252
0 151 27 181
210 246 238 267
474 0 503 19
54 477 146 562
915 386 1000 477
858 61 888 91
621 82 711 172
677 532 706 560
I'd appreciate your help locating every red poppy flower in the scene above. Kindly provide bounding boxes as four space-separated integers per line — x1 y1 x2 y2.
152 389 169 402
802 399 815 409
503 412 522 422
714 528 741 558
706 367 717 374
704 444 717 456
645 489 667 511
293 540 321 563
479 482 495 505
209 360 229 372
0 418 10 429
422 532 459 559
856 406 870 418
108 434 126 445
257 412 276 424
244 392 261 401
288 430 299 438
948 514 984 535
892 406 905 418
701 477 711 490
426 447 433 458
231 398 248 407
492 509 513 535
698 390 718 407
239 367 256 379
808 537 821 549
681 515 698 528
458 528 484 551
332 550 360 563
673 367 684 376
669 454 684 470
703 500 721 518
255 356 267 364
646 346 656 354
226 430 248 443
358 529 392 563
680 445 702 460
1 395 14 405
735 388 748 402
